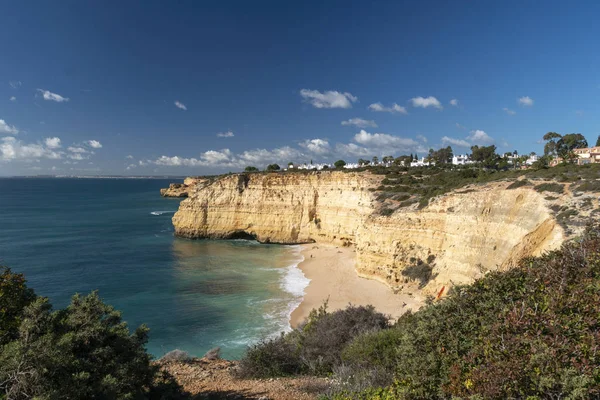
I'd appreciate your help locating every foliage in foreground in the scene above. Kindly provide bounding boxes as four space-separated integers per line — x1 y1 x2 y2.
240 226 600 399
336 225 600 399
236 304 389 378
0 267 187 400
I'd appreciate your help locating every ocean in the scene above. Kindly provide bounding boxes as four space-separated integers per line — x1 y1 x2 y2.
0 178 308 359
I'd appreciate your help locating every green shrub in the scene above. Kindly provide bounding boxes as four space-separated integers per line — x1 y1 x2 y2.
299 305 389 375
534 182 565 194
574 179 600 192
506 179 531 189
235 334 303 378
238 304 389 378
378 208 395 217
0 267 36 346
0 268 187 399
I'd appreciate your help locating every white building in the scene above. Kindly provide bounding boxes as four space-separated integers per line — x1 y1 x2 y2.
343 163 360 169
296 163 333 171
452 154 472 165
525 154 539 165
410 157 433 167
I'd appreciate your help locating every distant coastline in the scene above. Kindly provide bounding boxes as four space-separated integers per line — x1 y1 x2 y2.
0 175 188 179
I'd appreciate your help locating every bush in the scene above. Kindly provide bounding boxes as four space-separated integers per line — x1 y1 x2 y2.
506 179 531 189
574 179 600 192
534 182 565 194
235 334 303 378
0 268 187 399
299 304 390 375
378 207 394 217
238 303 389 378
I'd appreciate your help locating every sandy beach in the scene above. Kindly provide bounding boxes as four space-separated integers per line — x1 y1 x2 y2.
290 244 423 328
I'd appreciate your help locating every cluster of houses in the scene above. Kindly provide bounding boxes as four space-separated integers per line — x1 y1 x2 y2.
285 152 541 171
550 146 600 166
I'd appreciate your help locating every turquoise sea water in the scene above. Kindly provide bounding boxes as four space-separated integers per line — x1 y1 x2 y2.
0 178 307 359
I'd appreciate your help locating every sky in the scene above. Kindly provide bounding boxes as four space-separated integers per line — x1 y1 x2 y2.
2 1 600 176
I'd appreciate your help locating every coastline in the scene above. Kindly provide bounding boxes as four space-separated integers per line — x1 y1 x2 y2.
289 244 422 328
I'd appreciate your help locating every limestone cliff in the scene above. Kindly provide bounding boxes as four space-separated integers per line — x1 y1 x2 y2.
160 178 208 197
172 171 580 294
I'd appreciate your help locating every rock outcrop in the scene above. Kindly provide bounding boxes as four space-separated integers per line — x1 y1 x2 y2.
160 177 208 197
172 171 575 294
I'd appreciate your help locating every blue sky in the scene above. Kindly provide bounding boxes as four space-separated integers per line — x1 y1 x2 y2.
2 1 600 175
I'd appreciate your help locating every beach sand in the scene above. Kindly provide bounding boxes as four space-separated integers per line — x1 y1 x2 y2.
290 244 423 328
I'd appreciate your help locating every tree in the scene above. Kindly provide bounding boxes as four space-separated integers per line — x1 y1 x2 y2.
428 146 453 165
245 166 259 172
334 160 346 169
556 133 587 160
542 132 562 156
394 155 411 166
382 156 394 165
357 158 370 166
0 267 36 346
471 145 499 168
266 164 280 171
287 162 294 167
372 156 379 165
596 135 600 147
0 268 185 399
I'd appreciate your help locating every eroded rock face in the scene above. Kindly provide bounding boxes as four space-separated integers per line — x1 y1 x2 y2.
160 178 208 198
172 171 566 294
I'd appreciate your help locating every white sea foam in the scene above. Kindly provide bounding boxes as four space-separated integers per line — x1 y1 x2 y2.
278 246 310 332
150 210 176 216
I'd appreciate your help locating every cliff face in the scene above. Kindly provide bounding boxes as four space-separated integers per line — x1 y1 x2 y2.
160 178 208 197
172 171 566 293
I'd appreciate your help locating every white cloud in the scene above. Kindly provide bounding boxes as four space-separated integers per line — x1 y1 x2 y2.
441 136 471 147
518 96 534 106
9 81 21 89
174 101 187 110
300 89 357 109
44 137 61 149
87 140 102 149
0 137 62 161
449 99 459 106
467 129 494 145
410 96 443 110
68 146 88 153
441 130 494 148
239 146 303 166
126 155 134 159
217 131 234 138
503 107 516 115
68 153 86 161
126 164 136 170
9 96 16 102
0 119 19 135
37 89 69 103
367 102 408 114
416 134 428 143
155 149 239 168
335 142 371 157
455 122 466 130
299 138 330 155
341 118 378 128
354 130 418 148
